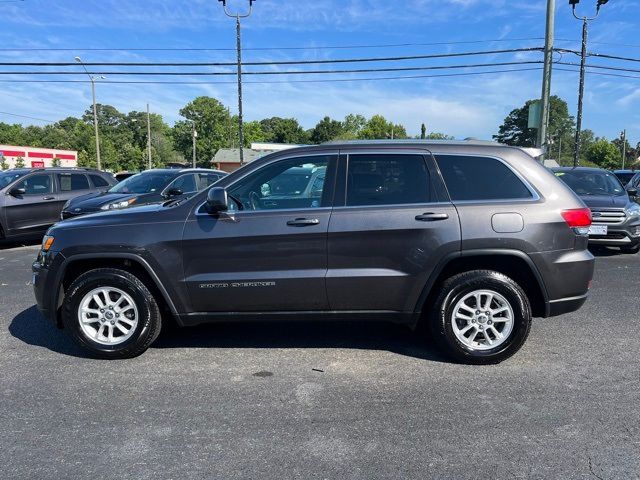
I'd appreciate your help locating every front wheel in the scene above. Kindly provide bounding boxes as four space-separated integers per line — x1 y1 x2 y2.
429 270 531 364
62 268 162 359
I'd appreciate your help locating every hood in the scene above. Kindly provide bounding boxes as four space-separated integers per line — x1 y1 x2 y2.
64 192 159 212
579 194 630 209
55 203 165 228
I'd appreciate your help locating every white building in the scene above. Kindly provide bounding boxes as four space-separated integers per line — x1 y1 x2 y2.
0 145 78 169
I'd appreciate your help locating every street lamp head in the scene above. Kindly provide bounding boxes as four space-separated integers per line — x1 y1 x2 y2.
74 56 82 63
596 0 608 6
217 0 226 5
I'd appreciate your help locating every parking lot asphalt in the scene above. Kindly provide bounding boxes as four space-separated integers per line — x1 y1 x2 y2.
1 242 639 480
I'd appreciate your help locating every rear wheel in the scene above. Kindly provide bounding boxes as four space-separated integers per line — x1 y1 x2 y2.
62 268 162 359
429 270 531 364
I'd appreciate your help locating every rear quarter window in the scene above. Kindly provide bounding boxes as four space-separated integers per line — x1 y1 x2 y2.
435 155 533 201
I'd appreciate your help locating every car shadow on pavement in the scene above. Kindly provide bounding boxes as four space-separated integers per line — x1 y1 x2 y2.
0 239 40 250
9 305 447 362
8 306 89 358
589 246 632 257
153 321 448 362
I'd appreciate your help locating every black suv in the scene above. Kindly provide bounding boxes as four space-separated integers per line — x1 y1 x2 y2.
0 168 116 241
61 168 226 219
33 141 595 364
553 167 640 253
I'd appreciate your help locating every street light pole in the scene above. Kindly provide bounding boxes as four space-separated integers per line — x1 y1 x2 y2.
146 103 152 170
218 0 255 166
621 129 627 169
537 0 555 152
570 0 608 167
192 123 197 168
75 56 105 170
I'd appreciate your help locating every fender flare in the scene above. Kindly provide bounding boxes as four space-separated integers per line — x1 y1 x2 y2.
50 252 180 317
413 248 550 316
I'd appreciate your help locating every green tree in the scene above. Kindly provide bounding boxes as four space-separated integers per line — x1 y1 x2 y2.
0 156 8 170
494 96 575 147
15 156 25 168
585 140 621 170
52 157 61 167
420 123 426 139
173 96 231 166
359 115 407 140
259 117 309 144
242 121 267 147
310 116 343 144
426 132 454 140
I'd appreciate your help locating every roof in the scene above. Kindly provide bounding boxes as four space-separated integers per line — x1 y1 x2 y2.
323 139 501 147
138 168 226 174
551 166 608 172
213 148 270 163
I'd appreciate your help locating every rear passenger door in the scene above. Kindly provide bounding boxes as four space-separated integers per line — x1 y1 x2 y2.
56 173 93 212
326 150 461 313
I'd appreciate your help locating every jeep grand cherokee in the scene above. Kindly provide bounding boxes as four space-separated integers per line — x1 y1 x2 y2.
32 141 595 364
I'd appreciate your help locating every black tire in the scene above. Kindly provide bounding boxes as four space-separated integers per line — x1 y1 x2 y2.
429 270 531 365
620 244 640 254
62 268 162 359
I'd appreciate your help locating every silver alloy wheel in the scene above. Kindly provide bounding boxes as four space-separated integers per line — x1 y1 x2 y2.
78 287 139 346
451 289 514 351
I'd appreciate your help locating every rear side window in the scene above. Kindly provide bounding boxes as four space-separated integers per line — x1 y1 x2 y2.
89 174 110 188
346 154 431 206
167 174 196 193
58 173 90 191
196 173 220 190
436 155 532 201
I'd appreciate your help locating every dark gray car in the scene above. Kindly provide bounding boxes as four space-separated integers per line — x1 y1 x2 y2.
553 167 640 253
32 141 595 364
0 168 116 241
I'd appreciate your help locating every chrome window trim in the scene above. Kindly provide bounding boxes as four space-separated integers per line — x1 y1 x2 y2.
194 206 332 217
431 152 542 204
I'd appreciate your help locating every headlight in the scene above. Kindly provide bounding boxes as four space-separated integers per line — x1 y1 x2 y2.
42 235 55 252
100 198 136 211
62 199 71 210
626 204 640 217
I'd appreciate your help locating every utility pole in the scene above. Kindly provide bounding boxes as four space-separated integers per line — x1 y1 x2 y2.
621 129 627 169
75 56 105 170
570 0 609 167
192 123 197 168
537 0 555 153
146 103 152 170
218 0 255 166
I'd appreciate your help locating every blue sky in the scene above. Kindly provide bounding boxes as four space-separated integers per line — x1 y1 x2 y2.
0 0 638 145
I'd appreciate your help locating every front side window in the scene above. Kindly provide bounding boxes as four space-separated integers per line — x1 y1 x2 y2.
166 174 196 194
346 154 431 206
229 156 330 211
436 155 533 201
14 174 52 195
58 173 89 191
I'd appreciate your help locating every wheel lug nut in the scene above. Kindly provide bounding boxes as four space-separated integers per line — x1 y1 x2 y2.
110 321 115 325
471 319 476 323
109 306 113 310
475 310 480 314
100 309 104 313
488 320 493 325
116 314 119 317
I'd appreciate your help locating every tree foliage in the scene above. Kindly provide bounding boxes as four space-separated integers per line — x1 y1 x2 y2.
585 140 623 170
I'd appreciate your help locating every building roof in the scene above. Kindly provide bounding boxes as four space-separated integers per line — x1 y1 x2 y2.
213 148 270 164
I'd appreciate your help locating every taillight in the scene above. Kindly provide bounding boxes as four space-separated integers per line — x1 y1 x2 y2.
561 208 592 235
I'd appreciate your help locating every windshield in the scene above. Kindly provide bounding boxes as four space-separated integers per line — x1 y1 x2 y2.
0 171 28 190
555 170 626 196
109 171 176 194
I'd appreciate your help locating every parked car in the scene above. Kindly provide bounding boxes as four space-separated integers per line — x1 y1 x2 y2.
0 168 116 241
553 167 640 253
33 140 595 363
612 169 637 186
61 168 226 219
114 171 138 182
626 171 640 202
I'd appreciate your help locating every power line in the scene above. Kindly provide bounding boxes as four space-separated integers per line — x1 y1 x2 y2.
0 60 543 76
0 67 545 85
0 47 543 67
0 110 56 122
557 62 640 75
0 37 547 52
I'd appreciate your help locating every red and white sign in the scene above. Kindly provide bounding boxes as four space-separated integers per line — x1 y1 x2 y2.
31 161 45 168
0 144 77 169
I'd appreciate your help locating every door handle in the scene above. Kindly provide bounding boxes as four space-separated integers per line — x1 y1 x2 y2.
415 212 449 221
43 196 55 200
286 218 320 227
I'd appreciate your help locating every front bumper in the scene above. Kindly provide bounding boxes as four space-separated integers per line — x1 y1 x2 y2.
32 249 65 325
588 218 640 247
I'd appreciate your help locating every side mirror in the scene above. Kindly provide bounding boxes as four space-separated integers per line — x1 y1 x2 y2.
627 187 638 197
10 187 26 197
206 187 228 213
165 188 183 198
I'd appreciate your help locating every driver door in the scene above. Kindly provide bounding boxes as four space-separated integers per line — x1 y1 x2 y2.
181 153 337 313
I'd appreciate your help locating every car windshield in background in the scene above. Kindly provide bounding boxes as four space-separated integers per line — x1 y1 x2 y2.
0 171 28 189
109 172 175 194
555 170 625 196
615 172 636 185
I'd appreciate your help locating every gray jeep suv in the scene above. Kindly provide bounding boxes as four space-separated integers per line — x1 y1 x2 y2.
32 141 595 364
